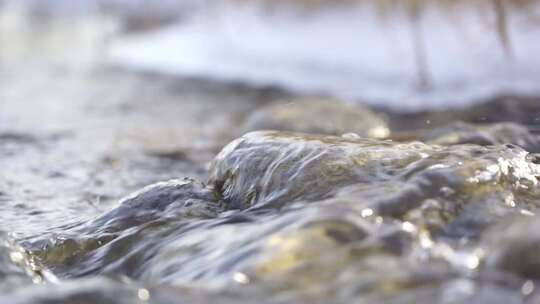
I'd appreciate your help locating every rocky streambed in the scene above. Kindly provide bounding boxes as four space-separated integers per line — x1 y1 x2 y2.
2 69 540 302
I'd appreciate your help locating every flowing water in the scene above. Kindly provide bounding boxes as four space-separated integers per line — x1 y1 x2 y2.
2 1 540 303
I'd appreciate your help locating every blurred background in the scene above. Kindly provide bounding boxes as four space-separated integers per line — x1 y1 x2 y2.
2 0 540 110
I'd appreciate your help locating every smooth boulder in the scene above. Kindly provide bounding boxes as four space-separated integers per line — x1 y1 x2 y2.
243 98 389 138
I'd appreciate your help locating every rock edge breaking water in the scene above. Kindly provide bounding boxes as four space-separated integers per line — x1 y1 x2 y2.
8 129 540 303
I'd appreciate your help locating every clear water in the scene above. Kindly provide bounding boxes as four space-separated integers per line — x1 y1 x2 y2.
2 2 540 303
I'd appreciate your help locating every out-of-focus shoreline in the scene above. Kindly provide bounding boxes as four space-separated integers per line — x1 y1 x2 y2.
4 0 540 110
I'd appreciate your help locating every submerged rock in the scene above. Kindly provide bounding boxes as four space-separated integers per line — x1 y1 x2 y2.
1 278 143 304
243 98 389 138
423 122 540 153
23 178 223 274
483 217 540 279
0 277 267 304
16 130 540 302
209 131 540 232
382 95 540 132
89 178 223 232
209 131 428 210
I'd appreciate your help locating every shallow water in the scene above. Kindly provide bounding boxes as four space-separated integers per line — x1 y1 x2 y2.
7 127 540 303
2 2 540 303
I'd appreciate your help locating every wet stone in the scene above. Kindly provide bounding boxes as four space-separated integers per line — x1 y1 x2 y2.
89 178 223 231
0 276 280 304
381 95 540 132
243 98 390 138
220 205 416 294
483 217 540 279
12 130 540 302
22 178 223 274
209 131 540 236
423 122 540 153
209 131 429 210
